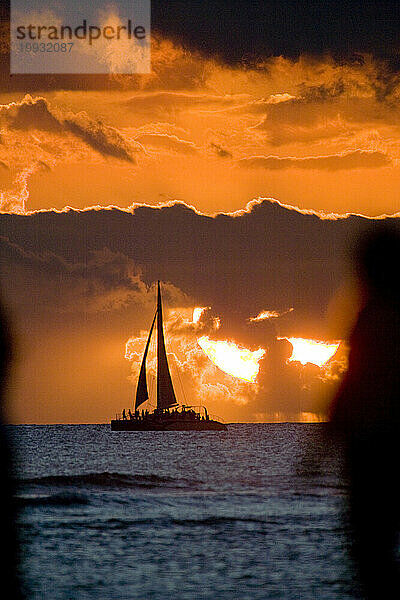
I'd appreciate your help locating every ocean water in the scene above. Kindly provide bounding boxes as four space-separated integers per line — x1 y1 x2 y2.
8 423 362 600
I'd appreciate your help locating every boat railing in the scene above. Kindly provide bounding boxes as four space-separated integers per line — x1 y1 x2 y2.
114 406 225 424
183 405 225 423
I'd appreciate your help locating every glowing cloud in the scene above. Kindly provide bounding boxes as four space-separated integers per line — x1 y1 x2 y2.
284 337 340 367
250 308 294 322
198 336 265 382
192 306 209 323
192 306 220 330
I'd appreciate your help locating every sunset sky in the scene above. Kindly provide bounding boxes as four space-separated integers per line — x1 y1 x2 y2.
1 1 400 423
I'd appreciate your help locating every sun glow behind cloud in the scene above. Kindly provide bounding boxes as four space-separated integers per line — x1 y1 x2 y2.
249 307 294 322
284 337 340 367
197 336 265 382
192 307 209 323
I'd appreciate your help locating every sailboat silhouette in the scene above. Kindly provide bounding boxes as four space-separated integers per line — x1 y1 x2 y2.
111 281 227 431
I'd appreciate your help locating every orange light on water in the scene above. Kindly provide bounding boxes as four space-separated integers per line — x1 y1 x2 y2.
284 337 340 367
198 336 265 382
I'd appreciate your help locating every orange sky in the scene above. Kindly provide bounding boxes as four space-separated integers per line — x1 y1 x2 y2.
1 47 400 217
1 35 399 423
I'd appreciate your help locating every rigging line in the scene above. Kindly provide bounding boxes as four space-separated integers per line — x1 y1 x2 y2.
170 338 188 406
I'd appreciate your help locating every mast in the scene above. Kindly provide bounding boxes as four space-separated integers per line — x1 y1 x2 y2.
156 280 177 409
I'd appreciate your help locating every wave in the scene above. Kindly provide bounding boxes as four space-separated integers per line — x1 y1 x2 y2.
171 516 267 526
17 472 201 490
55 516 271 531
16 492 89 507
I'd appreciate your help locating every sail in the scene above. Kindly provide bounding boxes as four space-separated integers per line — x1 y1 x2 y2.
134 310 157 410
157 281 178 409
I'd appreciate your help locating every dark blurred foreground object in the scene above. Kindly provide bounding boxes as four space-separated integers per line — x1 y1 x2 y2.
330 225 400 599
0 300 22 598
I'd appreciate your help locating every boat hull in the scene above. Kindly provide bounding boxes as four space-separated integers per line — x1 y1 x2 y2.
110 419 227 431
